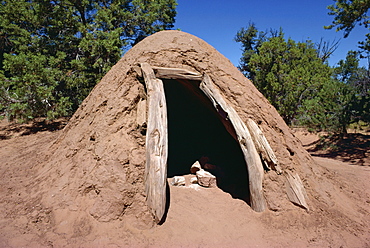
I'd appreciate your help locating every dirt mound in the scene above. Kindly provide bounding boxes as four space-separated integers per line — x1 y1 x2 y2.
34 29 312 224
1 122 369 247
0 31 369 247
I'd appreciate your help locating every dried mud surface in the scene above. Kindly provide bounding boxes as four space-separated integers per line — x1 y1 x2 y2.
0 120 369 247
0 30 369 247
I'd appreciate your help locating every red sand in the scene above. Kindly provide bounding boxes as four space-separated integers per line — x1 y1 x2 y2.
0 30 369 247
0 121 369 247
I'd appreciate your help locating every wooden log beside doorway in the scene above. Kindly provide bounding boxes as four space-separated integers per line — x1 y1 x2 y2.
139 63 289 222
141 63 168 223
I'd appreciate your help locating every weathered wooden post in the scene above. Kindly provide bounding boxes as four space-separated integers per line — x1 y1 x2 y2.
140 65 270 213
141 63 168 223
200 74 267 212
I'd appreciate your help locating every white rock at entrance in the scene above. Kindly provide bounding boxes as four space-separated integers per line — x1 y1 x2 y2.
190 161 202 174
196 169 217 188
171 176 186 186
190 176 198 184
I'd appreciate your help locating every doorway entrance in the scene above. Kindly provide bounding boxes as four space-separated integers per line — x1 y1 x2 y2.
163 79 250 202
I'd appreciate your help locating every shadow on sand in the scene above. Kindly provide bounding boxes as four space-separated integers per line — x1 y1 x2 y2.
0 118 68 140
305 133 370 166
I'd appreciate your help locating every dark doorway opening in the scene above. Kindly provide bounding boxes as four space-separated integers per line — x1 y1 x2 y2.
163 79 250 203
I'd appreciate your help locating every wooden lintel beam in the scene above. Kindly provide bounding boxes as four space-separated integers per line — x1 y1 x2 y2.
152 66 203 81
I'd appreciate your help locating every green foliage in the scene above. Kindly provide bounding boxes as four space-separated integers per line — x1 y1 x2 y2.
333 51 370 127
234 23 267 77
298 50 370 133
236 25 334 126
0 0 177 121
325 0 370 36
349 120 370 131
325 0 370 54
235 24 370 134
299 79 355 133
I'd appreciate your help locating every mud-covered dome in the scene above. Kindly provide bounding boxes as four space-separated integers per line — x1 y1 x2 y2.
33 30 318 234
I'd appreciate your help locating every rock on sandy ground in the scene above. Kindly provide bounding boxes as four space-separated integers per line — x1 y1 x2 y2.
0 120 369 247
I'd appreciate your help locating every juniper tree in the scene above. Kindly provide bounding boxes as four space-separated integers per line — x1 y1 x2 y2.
0 0 177 121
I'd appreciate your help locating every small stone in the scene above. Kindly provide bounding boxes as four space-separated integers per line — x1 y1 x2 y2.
170 176 186 186
196 169 217 188
190 161 202 174
190 177 198 184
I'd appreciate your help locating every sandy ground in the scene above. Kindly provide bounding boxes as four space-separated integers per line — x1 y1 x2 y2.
1 31 368 247
0 120 369 247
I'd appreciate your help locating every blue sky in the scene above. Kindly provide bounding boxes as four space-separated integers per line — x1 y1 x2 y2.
174 0 368 68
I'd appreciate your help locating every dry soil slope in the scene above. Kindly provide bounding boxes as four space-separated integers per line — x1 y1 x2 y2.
0 30 367 247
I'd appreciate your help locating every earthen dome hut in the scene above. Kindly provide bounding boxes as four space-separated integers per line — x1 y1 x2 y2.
34 30 318 227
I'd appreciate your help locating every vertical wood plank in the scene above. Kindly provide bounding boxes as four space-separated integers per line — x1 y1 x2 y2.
136 99 147 128
246 118 282 174
200 74 266 212
140 63 168 223
285 171 309 210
